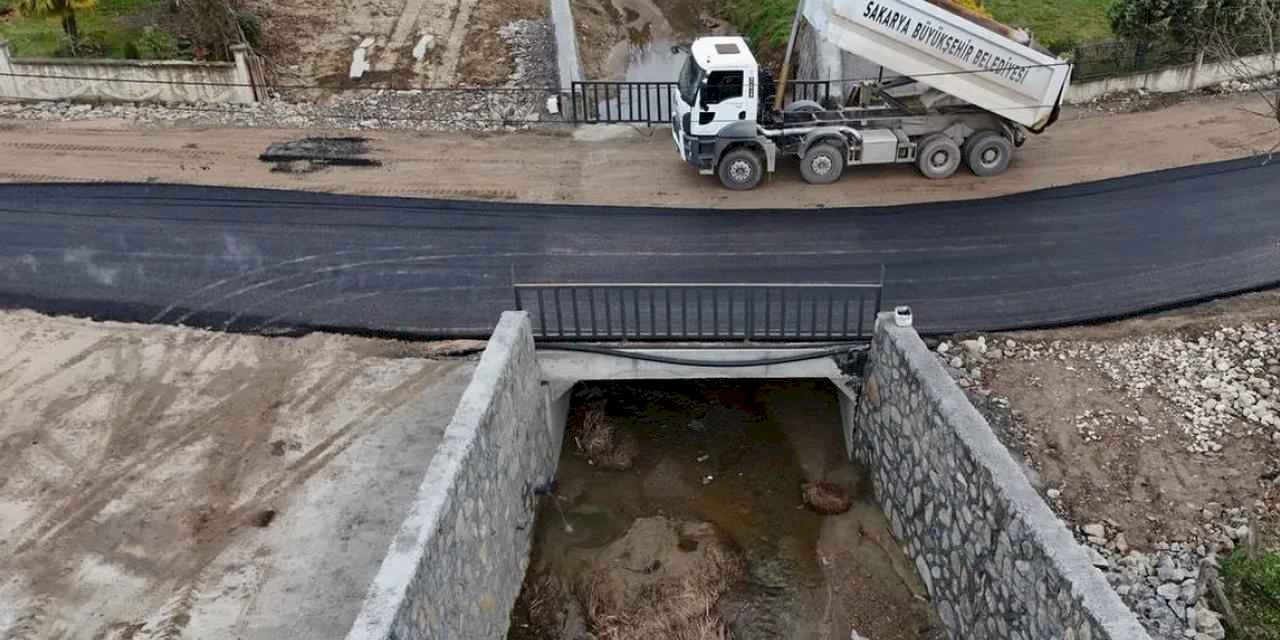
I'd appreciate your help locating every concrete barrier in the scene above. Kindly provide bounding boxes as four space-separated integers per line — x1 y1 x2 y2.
0 40 256 104
1067 51 1280 103
848 313 1151 640
346 311 563 640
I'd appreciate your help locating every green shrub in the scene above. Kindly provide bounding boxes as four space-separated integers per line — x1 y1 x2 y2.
236 10 261 48
55 30 107 57
136 24 177 59
1042 34 1082 56
1221 550 1280 640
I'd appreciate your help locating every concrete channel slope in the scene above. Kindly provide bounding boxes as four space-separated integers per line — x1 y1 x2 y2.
0 155 1277 337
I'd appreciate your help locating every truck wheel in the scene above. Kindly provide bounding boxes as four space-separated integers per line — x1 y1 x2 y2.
916 135 962 180
800 143 845 185
964 131 1013 177
718 148 764 191
784 100 824 113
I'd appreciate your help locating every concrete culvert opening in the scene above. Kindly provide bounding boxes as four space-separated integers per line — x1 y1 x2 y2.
507 379 943 640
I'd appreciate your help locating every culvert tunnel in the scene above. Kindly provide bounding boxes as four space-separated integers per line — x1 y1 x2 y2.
345 311 1152 640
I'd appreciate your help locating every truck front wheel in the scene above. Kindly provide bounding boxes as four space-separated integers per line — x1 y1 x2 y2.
800 143 845 185
718 148 764 191
963 131 1013 177
916 135 962 180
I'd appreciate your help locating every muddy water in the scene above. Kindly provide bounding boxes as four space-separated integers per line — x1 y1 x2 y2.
509 380 941 640
574 0 733 81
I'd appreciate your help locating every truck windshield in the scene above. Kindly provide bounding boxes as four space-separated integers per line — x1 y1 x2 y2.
677 55 704 106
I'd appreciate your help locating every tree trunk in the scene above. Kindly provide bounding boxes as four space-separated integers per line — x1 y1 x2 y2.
61 10 80 52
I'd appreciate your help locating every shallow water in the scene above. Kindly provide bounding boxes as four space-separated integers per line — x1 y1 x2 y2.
509 380 940 640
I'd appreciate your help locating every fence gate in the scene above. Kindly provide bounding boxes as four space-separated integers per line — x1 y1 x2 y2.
569 81 677 125
513 280 885 343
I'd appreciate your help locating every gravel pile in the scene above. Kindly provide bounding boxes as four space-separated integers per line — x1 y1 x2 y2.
939 323 1280 455
1080 522 1229 640
500 19 558 87
934 325 1278 640
1091 323 1280 453
0 19 563 133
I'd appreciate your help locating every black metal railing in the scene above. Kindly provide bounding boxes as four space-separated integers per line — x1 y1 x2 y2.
569 81 677 125
513 280 884 342
1069 40 1195 81
785 79 840 106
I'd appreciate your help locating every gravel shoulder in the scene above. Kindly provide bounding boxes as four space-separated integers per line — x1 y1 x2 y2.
934 291 1280 640
0 92 1274 208
0 310 479 640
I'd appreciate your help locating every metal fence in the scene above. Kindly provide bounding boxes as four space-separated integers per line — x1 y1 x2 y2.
568 79 855 125
1068 40 1196 81
513 281 884 342
569 81 677 124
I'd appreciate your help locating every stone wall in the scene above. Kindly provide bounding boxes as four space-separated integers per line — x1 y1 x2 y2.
850 313 1151 640
0 40 256 104
346 311 562 640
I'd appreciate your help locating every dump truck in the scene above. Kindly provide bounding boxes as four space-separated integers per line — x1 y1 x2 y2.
671 0 1072 190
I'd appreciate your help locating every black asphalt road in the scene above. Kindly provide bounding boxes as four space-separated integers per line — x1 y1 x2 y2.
1 155 1278 338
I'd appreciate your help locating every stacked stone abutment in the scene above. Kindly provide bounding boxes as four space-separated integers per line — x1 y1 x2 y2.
347 311 560 640
850 313 1151 640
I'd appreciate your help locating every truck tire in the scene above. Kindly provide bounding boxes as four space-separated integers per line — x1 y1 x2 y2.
916 135 962 180
718 148 764 191
784 100 824 113
963 131 1013 177
800 143 845 185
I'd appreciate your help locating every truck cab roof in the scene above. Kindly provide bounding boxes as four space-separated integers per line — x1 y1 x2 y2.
690 36 757 71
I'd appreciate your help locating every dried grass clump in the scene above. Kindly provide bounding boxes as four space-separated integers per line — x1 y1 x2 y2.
575 543 744 640
801 481 853 515
571 402 637 470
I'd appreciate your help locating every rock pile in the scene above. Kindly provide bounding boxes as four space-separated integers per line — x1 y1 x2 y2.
1089 323 1280 453
1072 517 1265 640
938 322 1280 455
1211 73 1280 94
0 88 556 133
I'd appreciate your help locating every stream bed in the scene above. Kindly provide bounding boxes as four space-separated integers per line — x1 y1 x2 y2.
508 379 942 640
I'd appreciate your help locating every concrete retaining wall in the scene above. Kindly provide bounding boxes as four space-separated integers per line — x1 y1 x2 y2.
1067 52 1279 103
0 40 256 104
849 313 1151 640
347 311 562 640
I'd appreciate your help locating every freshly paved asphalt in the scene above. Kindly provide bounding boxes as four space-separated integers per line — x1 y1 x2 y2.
1 155 1277 338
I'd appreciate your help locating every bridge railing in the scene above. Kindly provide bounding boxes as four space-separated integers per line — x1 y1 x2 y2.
513 279 884 342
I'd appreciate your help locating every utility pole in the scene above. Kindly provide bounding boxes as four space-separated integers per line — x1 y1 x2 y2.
774 0 806 112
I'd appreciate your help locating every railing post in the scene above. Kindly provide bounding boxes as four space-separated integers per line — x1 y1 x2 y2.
570 82 579 123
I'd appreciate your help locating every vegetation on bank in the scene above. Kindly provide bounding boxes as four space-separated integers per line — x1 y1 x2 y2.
712 0 1114 60
1221 549 1280 640
0 0 258 60
1 0 169 58
984 0 1114 52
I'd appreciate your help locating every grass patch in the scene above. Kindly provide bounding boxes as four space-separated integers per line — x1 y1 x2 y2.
711 0 1117 61
1220 549 1280 640
0 0 171 58
711 0 798 66
983 0 1115 52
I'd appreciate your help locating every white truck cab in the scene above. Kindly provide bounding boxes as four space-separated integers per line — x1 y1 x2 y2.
671 0 1072 190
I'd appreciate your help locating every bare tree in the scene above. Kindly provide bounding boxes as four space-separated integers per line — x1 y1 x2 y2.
1203 0 1280 156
